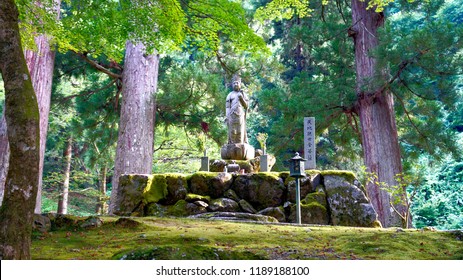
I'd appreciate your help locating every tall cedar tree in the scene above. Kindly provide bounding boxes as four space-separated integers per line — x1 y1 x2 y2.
0 0 40 259
350 0 407 227
0 1 60 212
109 42 159 214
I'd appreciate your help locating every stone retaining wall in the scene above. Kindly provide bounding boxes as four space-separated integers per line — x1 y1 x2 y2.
115 171 381 227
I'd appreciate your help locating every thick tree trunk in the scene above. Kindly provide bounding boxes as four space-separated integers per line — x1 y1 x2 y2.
57 137 72 214
25 35 56 214
0 1 60 211
0 112 8 206
25 1 60 213
95 165 107 214
351 0 408 227
109 41 159 214
0 0 41 259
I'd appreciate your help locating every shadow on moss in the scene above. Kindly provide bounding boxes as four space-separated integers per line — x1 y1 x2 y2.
112 245 267 260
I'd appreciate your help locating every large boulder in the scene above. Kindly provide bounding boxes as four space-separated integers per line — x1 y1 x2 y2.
116 174 153 216
286 173 321 203
288 191 330 225
323 174 379 227
189 172 234 198
161 174 188 205
232 173 285 210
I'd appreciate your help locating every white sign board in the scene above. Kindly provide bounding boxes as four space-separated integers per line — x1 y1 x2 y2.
304 117 316 169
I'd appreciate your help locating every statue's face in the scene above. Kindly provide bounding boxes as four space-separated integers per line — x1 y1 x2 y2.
232 80 241 91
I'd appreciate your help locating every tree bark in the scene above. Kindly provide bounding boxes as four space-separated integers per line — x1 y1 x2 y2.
25 1 61 214
0 112 8 206
95 165 107 214
57 137 72 214
351 0 408 227
0 1 60 212
0 0 40 259
109 41 159 214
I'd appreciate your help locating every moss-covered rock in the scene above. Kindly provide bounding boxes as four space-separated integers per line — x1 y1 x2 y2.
320 170 356 184
33 214 51 233
114 217 143 228
49 214 86 231
80 216 103 229
232 173 285 210
323 175 379 227
285 176 315 203
165 200 207 217
166 200 189 216
162 173 188 204
223 189 240 202
186 202 208 215
142 174 188 206
258 207 286 222
145 203 167 216
209 159 255 173
117 174 154 216
185 193 211 203
189 172 233 198
288 191 330 225
239 199 257 214
208 198 240 212
143 175 167 203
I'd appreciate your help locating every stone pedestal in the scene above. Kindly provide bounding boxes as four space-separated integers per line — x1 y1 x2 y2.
220 143 255 160
200 156 209 171
260 154 269 172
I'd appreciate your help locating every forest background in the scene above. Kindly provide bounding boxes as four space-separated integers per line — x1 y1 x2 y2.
0 0 462 233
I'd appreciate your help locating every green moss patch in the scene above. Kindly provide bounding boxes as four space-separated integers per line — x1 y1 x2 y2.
113 245 265 260
31 216 463 260
185 193 211 203
143 175 168 203
320 170 357 183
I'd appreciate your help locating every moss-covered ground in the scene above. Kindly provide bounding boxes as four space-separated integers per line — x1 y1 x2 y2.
31 216 463 260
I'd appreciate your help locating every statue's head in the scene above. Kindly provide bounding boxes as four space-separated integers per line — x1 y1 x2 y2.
232 74 241 91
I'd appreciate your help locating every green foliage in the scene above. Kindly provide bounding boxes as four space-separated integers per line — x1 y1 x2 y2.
157 60 228 146
253 1 362 170
256 132 268 151
375 0 463 163
255 0 313 21
411 156 463 229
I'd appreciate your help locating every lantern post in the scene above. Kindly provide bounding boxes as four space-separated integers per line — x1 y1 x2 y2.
289 152 307 225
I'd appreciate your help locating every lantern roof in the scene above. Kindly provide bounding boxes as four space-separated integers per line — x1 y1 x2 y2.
290 152 306 162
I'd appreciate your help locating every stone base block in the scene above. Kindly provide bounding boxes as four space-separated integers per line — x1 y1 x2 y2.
221 143 255 160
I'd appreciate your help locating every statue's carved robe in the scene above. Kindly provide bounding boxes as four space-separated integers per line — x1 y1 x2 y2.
226 90 249 144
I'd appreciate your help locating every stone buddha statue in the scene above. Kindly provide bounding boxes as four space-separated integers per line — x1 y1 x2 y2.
226 76 249 144
221 75 255 160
